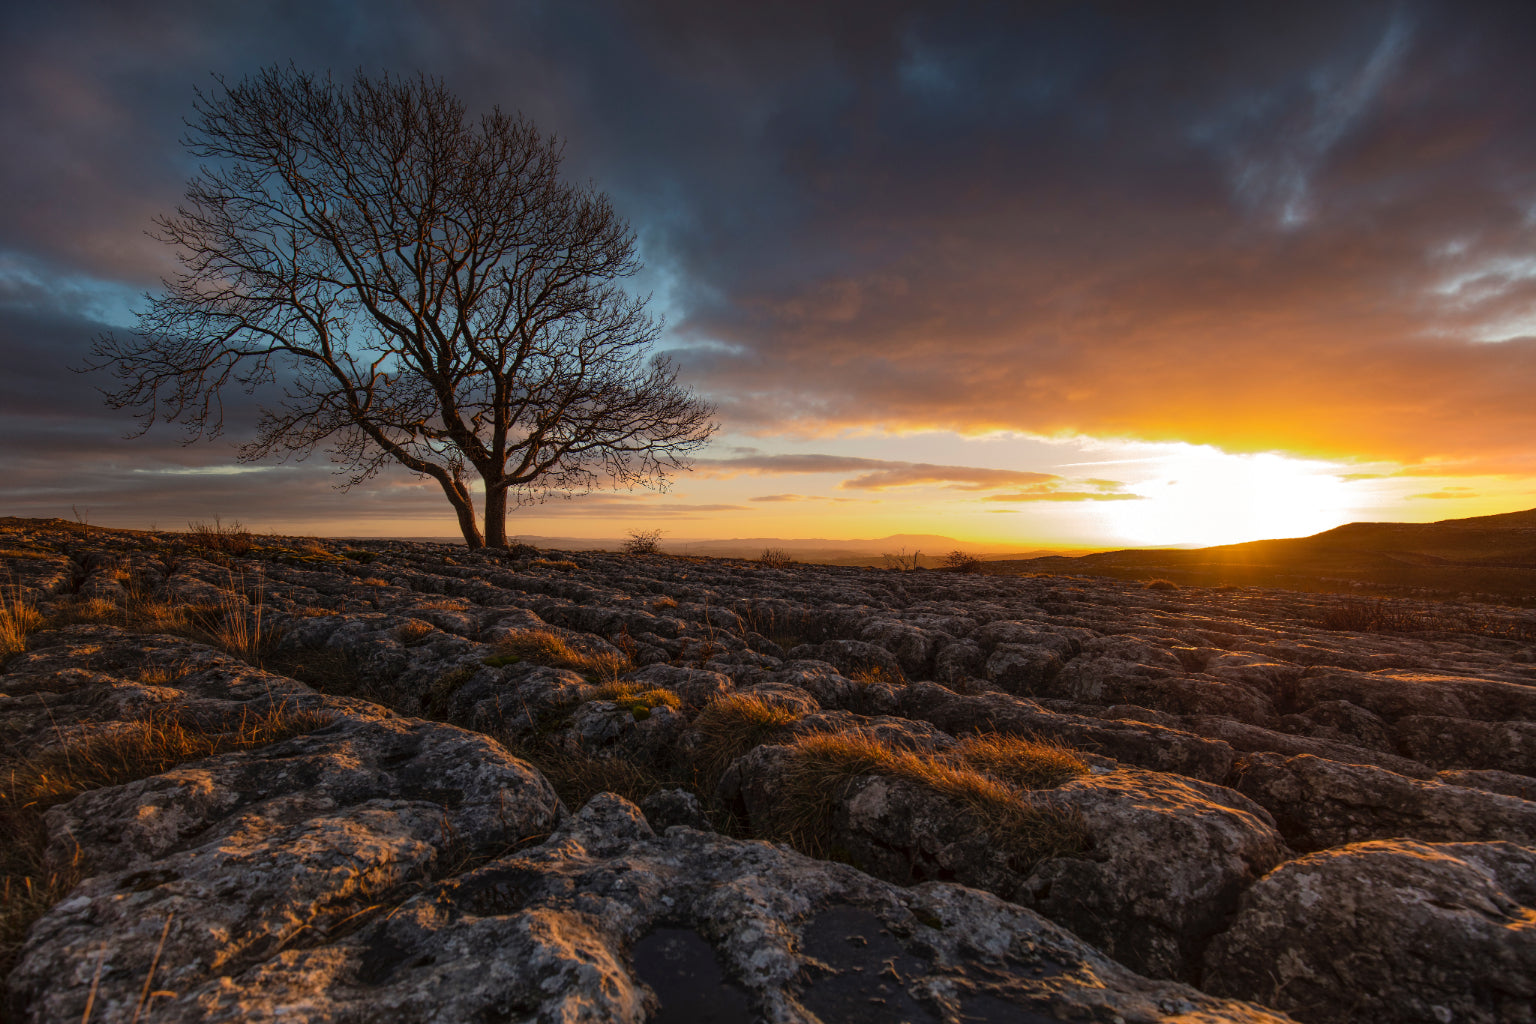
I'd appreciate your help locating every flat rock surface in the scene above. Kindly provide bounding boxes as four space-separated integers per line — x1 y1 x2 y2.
4 518 1535 1022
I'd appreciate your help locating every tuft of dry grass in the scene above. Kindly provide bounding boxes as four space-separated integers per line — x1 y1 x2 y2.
578 681 680 721
489 630 631 682
40 574 279 667
184 517 254 557
850 665 903 687
690 694 804 790
755 731 1091 868
0 703 334 989
953 732 1090 790
1 589 44 663
0 546 55 561
651 595 678 610
529 558 580 571
395 619 436 646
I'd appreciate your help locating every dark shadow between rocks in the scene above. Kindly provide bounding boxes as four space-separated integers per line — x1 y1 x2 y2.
631 927 753 1023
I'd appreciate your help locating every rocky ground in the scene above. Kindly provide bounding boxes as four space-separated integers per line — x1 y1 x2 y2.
2 517 1534 1024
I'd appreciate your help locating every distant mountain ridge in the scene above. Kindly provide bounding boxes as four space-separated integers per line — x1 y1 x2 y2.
990 507 1536 604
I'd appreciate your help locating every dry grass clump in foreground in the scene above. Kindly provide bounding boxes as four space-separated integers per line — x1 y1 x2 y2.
486 629 631 682
691 693 805 789
495 735 674 811
578 681 681 720
953 733 1090 790
1 589 44 663
40 573 279 667
0 703 334 997
759 731 1091 868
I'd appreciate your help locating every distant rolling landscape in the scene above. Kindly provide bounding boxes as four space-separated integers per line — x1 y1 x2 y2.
986 507 1536 604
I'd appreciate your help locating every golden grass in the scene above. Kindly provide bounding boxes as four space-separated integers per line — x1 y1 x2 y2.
395 619 436 645
490 630 631 682
850 665 903 687
579 681 680 721
529 558 580 571
690 693 804 790
756 731 1092 868
45 575 279 667
0 703 334 992
1 589 44 662
0 546 55 560
953 733 1089 790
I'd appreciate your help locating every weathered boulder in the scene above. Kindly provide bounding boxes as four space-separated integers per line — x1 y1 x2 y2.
1203 839 1536 1024
1235 752 1536 850
1393 714 1536 775
16 794 1294 1023
898 683 1237 782
724 745 1285 981
1016 767 1287 981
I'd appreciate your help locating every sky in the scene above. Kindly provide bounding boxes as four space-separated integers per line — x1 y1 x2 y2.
4 0 1536 549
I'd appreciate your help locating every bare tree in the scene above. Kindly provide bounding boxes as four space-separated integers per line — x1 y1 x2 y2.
88 66 715 548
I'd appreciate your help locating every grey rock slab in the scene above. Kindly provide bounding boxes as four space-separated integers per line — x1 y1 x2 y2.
1234 752 1536 850
17 794 1294 1023
1203 839 1536 1024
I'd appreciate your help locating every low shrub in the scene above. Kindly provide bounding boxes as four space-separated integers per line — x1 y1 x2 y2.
185 517 254 557
1317 599 1431 633
882 548 923 571
1142 578 1179 591
622 529 665 556
941 550 984 573
758 548 795 569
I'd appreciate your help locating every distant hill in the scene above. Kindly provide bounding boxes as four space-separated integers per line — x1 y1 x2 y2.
988 508 1536 605
450 533 1093 566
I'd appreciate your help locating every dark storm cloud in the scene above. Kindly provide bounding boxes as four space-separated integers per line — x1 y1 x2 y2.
4 0 1536 531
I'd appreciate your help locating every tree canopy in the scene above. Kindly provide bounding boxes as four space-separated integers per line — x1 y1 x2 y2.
90 66 715 547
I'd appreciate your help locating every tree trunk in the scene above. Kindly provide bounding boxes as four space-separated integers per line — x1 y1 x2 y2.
483 483 509 548
439 476 484 549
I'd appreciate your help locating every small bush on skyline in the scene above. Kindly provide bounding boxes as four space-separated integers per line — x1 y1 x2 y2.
758 548 795 569
622 529 665 556
185 517 255 557
941 550 984 573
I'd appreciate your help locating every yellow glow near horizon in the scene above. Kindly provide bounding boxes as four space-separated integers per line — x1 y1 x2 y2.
1088 449 1362 547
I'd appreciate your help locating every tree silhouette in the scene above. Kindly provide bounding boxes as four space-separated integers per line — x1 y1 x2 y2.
89 66 715 548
